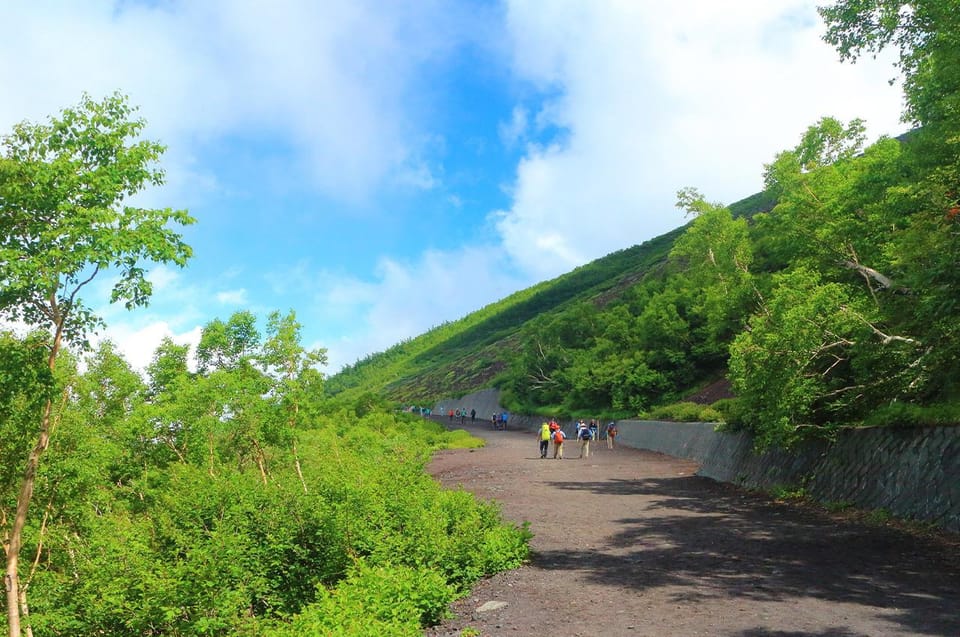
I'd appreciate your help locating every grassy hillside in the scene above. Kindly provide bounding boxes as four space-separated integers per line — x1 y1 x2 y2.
325 190 775 406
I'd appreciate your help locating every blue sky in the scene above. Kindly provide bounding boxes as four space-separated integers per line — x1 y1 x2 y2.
1 1 906 373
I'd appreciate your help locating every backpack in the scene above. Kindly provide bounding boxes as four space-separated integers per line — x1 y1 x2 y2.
554 430 564 443
579 428 591 440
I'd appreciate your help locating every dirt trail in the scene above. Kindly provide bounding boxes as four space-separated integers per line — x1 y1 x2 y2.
425 420 960 637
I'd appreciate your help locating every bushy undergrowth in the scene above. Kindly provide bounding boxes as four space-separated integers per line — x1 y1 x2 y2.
643 401 724 423
19 409 529 636
862 401 960 428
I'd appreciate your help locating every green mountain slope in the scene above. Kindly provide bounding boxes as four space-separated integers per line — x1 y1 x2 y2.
325 189 776 407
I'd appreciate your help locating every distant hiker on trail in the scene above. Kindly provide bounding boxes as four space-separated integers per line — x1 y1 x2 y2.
578 423 592 458
606 422 618 449
470 408 476 422
448 409 454 422
492 413 498 429
539 423 551 458
552 428 565 459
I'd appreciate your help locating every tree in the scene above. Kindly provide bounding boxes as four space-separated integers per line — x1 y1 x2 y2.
261 310 327 491
196 310 260 374
729 268 878 448
670 190 756 363
146 336 190 398
0 93 193 636
819 0 960 398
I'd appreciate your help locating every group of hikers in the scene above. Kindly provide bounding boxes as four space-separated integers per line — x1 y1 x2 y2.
442 407 510 430
539 418 617 459
434 407 621 456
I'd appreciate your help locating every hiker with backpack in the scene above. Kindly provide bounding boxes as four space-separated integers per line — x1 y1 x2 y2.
539 422 551 458
578 422 592 458
606 421 618 449
552 427 565 459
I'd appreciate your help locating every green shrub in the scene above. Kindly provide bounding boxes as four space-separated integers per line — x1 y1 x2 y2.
769 484 808 501
269 562 453 636
711 398 747 429
24 407 530 636
863 401 960 428
643 401 724 422
436 429 486 449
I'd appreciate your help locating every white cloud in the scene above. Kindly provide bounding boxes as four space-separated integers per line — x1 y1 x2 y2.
216 289 249 306
498 106 529 148
496 0 905 279
92 321 202 373
316 247 524 371
0 0 463 204
147 265 180 293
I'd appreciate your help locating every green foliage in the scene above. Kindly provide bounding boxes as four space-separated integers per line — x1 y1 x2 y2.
644 402 724 423
268 562 452 637
768 485 809 501
1 93 195 636
0 331 55 492
0 91 195 345
711 398 749 430
0 328 528 636
729 268 869 447
433 428 486 449
865 508 894 525
196 310 261 373
862 401 960 428
825 500 855 513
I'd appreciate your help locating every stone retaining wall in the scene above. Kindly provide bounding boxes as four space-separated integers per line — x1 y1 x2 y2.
435 390 960 532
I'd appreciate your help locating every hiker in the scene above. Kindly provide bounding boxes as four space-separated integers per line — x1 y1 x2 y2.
470 408 476 422
606 421 618 449
539 422 551 458
578 422 592 458
553 428 565 459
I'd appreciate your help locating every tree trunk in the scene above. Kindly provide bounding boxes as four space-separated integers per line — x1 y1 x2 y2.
291 403 307 494
19 586 33 637
6 398 53 637
293 439 307 494
6 326 62 637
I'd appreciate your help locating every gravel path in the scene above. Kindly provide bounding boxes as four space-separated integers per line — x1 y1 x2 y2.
425 420 960 637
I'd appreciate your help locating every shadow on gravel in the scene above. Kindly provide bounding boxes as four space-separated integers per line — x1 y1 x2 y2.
735 630 865 637
540 475 960 636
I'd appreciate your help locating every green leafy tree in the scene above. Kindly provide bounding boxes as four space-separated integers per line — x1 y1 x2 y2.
729 268 874 447
0 93 193 636
818 1 960 397
195 310 260 374
670 189 756 363
145 336 190 398
261 310 327 490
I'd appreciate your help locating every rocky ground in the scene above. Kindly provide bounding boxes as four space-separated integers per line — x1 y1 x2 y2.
424 420 960 637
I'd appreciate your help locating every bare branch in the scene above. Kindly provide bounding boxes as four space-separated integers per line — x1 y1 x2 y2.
842 259 895 290
67 263 100 307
